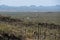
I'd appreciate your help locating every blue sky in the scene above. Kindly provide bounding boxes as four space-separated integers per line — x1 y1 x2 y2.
0 0 60 6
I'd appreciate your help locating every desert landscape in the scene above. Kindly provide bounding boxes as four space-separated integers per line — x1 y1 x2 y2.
0 12 60 40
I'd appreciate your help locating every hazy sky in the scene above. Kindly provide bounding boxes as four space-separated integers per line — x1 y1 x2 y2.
0 0 60 6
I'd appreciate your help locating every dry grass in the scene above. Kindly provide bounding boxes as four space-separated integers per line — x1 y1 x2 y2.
0 12 60 40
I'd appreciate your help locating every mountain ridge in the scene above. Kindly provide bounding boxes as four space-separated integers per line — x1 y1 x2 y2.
0 5 60 12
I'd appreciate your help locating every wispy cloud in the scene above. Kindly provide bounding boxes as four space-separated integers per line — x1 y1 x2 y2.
0 0 60 6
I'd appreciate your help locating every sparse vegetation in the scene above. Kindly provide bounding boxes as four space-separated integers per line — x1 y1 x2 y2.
0 12 60 40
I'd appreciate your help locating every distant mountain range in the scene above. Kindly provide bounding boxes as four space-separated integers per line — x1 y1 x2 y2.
0 5 60 12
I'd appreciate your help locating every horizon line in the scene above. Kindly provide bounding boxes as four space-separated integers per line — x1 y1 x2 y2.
0 4 60 7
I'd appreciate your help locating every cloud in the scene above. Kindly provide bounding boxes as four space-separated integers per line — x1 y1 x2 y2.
0 0 60 6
